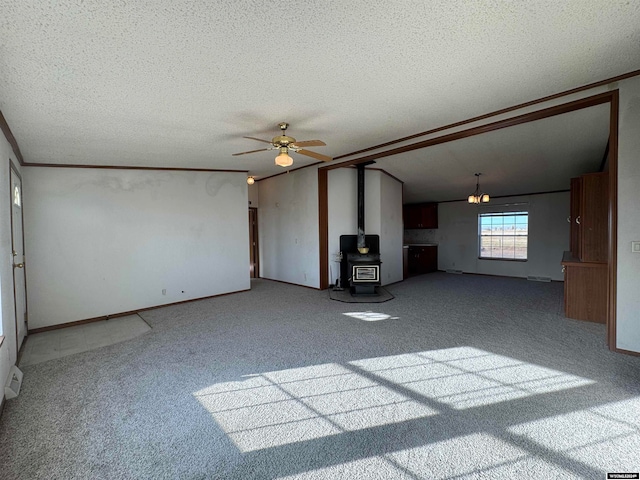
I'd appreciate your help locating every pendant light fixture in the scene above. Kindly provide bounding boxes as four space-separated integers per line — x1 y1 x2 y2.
247 176 255 185
468 173 490 204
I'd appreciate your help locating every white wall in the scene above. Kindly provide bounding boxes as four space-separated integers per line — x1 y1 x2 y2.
0 134 21 388
365 171 382 238
327 168 403 286
258 168 320 288
327 169 357 284
23 168 249 329
435 192 570 281
379 172 404 285
248 182 259 208
616 76 640 352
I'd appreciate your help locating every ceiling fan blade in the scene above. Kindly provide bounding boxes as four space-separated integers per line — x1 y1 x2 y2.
232 148 271 156
296 149 333 162
292 140 326 147
243 136 273 144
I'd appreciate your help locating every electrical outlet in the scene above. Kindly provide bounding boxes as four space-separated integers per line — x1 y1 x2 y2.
632 241 640 253
162 289 166 295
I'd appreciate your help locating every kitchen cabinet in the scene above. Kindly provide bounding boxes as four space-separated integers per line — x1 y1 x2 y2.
407 245 438 275
403 247 409 280
403 203 438 229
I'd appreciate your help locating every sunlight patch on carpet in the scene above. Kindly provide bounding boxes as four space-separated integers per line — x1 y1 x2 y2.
353 347 595 410
193 347 596 453
342 311 399 321
507 399 640 473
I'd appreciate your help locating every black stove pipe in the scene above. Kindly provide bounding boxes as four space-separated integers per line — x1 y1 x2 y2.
357 163 366 249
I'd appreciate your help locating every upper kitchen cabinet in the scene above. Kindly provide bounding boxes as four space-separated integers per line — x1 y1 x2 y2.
403 203 438 229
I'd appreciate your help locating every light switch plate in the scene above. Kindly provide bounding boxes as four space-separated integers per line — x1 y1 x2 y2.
632 241 640 253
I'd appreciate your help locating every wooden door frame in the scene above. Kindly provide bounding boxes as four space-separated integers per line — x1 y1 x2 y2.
9 159 29 354
318 90 619 352
607 92 619 352
249 207 260 278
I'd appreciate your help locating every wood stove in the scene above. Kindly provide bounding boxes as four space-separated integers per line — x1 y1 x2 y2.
347 252 381 295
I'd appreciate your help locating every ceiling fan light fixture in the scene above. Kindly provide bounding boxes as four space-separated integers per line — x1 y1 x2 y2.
234 122 331 164
275 147 293 167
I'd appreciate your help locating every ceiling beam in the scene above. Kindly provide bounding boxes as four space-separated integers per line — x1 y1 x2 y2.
322 90 616 171
334 68 640 161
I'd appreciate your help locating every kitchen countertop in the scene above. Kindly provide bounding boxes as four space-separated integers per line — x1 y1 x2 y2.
403 243 438 248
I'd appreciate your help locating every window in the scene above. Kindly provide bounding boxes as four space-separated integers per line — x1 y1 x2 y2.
13 185 21 207
479 211 528 260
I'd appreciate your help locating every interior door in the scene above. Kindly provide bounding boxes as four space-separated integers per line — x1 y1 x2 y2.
249 208 259 278
10 164 27 353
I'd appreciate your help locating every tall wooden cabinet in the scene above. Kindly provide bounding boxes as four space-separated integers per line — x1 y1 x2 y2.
562 172 608 323
579 174 609 263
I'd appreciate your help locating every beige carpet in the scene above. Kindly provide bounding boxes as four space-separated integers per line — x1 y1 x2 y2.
20 315 150 366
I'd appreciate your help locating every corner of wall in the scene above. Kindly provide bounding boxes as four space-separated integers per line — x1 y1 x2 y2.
258 167 321 288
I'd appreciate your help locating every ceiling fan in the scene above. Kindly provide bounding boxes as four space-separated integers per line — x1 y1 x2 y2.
233 122 332 167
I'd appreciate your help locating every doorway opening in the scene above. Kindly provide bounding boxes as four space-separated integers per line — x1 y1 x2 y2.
249 208 259 278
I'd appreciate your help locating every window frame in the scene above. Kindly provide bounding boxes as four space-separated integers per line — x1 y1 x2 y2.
477 211 529 262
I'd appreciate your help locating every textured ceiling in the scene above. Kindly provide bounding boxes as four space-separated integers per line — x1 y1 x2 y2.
0 1 638 187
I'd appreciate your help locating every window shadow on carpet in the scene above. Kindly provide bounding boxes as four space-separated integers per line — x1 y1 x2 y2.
193 346 638 478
